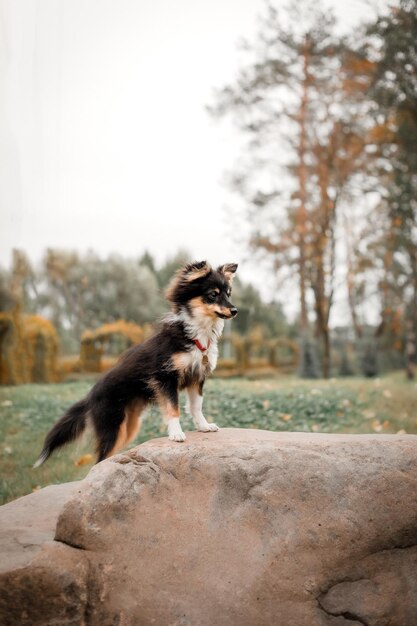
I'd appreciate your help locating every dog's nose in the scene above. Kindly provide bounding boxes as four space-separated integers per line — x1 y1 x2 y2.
230 307 238 317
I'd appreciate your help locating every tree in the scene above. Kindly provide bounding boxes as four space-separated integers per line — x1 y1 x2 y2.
155 249 190 289
0 270 15 312
362 0 417 377
139 250 157 274
211 1 369 376
232 279 289 338
35 250 165 351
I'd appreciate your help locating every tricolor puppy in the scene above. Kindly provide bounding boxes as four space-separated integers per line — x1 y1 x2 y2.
34 261 238 466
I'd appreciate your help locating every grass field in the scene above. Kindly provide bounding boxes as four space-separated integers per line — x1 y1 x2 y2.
1 374 416 504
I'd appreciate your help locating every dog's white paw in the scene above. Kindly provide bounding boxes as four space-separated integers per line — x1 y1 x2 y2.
206 423 219 432
169 431 186 442
196 422 219 432
167 418 186 442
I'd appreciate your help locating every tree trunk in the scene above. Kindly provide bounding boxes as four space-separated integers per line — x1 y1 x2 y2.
297 35 310 334
405 268 417 380
405 319 415 380
344 212 362 339
322 326 331 379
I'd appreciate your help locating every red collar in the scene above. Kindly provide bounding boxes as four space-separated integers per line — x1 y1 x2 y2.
193 338 211 352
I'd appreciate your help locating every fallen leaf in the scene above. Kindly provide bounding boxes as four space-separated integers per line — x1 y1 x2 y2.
262 399 270 409
383 389 392 398
281 413 293 422
396 429 407 435
74 453 93 467
1 400 12 407
311 424 320 432
363 410 376 419
371 419 383 432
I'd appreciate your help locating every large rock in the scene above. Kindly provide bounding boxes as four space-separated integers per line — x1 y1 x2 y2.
1 429 417 626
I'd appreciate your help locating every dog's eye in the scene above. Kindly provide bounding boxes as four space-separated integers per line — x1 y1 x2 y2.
207 291 217 302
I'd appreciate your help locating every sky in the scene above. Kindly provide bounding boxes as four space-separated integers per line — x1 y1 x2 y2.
0 0 388 308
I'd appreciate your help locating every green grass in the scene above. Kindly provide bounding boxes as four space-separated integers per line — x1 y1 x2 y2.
1 374 416 504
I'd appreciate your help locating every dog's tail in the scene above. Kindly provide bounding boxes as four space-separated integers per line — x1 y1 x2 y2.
33 398 89 468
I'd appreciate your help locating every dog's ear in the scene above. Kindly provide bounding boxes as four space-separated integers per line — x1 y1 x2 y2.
182 261 212 282
218 263 238 283
165 261 212 303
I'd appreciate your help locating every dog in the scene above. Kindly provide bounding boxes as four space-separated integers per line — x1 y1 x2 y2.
34 261 238 466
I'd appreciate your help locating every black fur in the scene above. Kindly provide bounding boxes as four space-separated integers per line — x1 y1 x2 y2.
34 261 238 465
34 398 88 466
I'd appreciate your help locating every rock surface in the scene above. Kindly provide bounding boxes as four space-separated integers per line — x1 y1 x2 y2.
1 428 417 626
0 482 77 573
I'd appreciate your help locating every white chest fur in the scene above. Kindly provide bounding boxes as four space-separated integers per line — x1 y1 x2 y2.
192 340 218 371
165 309 224 376
174 340 219 375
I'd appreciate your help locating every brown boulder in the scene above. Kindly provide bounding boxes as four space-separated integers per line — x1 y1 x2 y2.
0 482 77 574
1 429 417 625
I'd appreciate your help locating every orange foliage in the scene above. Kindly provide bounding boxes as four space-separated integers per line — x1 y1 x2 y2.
0 308 59 385
216 329 298 376
342 55 375 96
366 122 396 145
268 338 299 371
80 320 144 372
0 309 27 385
22 315 59 383
343 55 375 76
81 320 144 346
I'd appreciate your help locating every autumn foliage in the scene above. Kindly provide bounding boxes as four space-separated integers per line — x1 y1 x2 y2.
0 308 58 385
79 320 145 372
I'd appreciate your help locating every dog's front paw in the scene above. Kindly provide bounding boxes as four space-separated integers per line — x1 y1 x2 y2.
205 422 219 432
167 418 186 442
196 420 219 432
169 431 186 442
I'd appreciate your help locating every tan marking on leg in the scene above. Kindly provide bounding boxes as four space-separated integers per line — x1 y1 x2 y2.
153 386 180 421
109 419 128 457
163 402 180 420
125 399 146 445
153 387 185 441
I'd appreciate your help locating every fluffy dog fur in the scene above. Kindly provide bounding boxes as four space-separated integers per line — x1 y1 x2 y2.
34 261 238 466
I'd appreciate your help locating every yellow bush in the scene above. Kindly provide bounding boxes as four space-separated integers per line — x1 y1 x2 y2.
0 309 28 384
22 315 59 383
80 320 144 372
0 308 59 384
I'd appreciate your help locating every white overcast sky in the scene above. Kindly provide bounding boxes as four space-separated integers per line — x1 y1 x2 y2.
1 0 388 298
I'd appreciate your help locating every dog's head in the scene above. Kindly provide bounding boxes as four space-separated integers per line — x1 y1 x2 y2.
166 261 238 320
